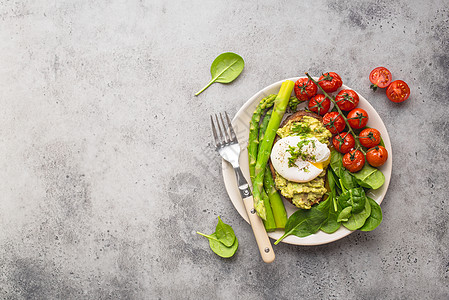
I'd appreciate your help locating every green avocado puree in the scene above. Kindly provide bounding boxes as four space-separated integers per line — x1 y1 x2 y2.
274 116 332 209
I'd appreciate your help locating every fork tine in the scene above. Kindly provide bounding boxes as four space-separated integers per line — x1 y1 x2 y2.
210 115 219 147
219 113 231 143
215 114 225 145
225 112 237 142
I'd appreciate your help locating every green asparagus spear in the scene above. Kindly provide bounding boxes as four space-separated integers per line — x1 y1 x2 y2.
259 107 288 229
261 189 276 232
288 95 301 111
253 80 295 219
248 94 277 182
259 108 273 144
263 166 287 228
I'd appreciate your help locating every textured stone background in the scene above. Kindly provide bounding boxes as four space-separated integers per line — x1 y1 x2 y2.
0 0 448 299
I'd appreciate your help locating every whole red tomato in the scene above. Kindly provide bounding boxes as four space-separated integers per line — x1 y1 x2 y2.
369 67 392 91
366 146 388 167
343 149 365 172
308 94 330 116
347 108 369 129
359 128 381 148
318 72 343 93
335 89 359 111
386 80 410 103
332 132 355 154
322 112 345 134
294 78 318 101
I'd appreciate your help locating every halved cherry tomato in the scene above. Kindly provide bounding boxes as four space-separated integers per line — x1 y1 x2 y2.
343 149 365 172
318 72 343 93
359 128 381 148
386 80 410 103
335 89 359 111
366 146 388 167
369 67 392 91
323 112 345 134
294 78 318 101
332 132 355 154
308 94 330 116
347 108 369 129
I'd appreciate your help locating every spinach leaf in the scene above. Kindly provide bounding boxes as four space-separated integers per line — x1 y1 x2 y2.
215 216 236 247
317 195 341 234
359 197 383 231
208 233 239 258
274 207 326 244
337 206 352 222
330 150 344 178
197 216 238 258
195 52 244 95
337 187 367 214
342 197 372 231
351 164 385 190
340 169 358 190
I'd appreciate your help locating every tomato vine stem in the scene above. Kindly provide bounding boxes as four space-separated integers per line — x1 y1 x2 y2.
305 73 366 155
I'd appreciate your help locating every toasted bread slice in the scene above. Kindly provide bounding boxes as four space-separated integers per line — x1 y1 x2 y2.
269 110 327 206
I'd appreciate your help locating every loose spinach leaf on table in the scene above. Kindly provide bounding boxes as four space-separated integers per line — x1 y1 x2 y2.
195 52 244 96
274 207 326 244
197 216 238 258
342 197 372 231
207 233 239 258
215 216 236 247
359 197 383 231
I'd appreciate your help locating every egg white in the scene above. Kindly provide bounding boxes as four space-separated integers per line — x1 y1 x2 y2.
270 136 330 183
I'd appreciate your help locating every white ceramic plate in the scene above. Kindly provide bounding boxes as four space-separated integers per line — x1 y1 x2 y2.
222 77 392 246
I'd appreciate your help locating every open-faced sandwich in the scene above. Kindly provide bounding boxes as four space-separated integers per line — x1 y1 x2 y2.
269 111 332 209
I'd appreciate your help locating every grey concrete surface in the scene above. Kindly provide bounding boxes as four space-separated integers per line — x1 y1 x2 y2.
0 0 447 299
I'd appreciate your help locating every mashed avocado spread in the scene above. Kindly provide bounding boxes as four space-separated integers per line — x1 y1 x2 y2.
274 116 332 209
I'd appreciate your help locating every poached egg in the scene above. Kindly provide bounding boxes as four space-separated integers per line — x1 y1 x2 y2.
270 136 330 183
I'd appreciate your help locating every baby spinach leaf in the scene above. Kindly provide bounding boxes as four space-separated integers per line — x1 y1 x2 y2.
350 164 385 190
274 207 326 244
337 206 352 222
197 216 238 258
330 150 344 178
359 197 383 231
208 233 239 258
215 216 236 247
195 52 244 96
340 169 358 190
317 195 341 234
337 187 367 214
342 197 372 231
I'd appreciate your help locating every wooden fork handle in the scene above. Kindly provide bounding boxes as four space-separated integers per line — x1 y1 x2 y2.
242 195 275 263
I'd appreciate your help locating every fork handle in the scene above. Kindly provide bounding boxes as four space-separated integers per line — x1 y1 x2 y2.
242 195 275 263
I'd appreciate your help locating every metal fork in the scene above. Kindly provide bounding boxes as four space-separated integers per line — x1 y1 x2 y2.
211 112 275 263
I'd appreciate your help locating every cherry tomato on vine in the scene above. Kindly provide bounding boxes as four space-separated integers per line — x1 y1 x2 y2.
294 78 317 101
308 94 330 116
366 146 388 167
323 112 345 134
386 80 410 103
332 132 355 154
369 67 392 91
343 149 365 172
359 128 381 148
347 108 369 129
335 89 359 111
318 72 343 93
